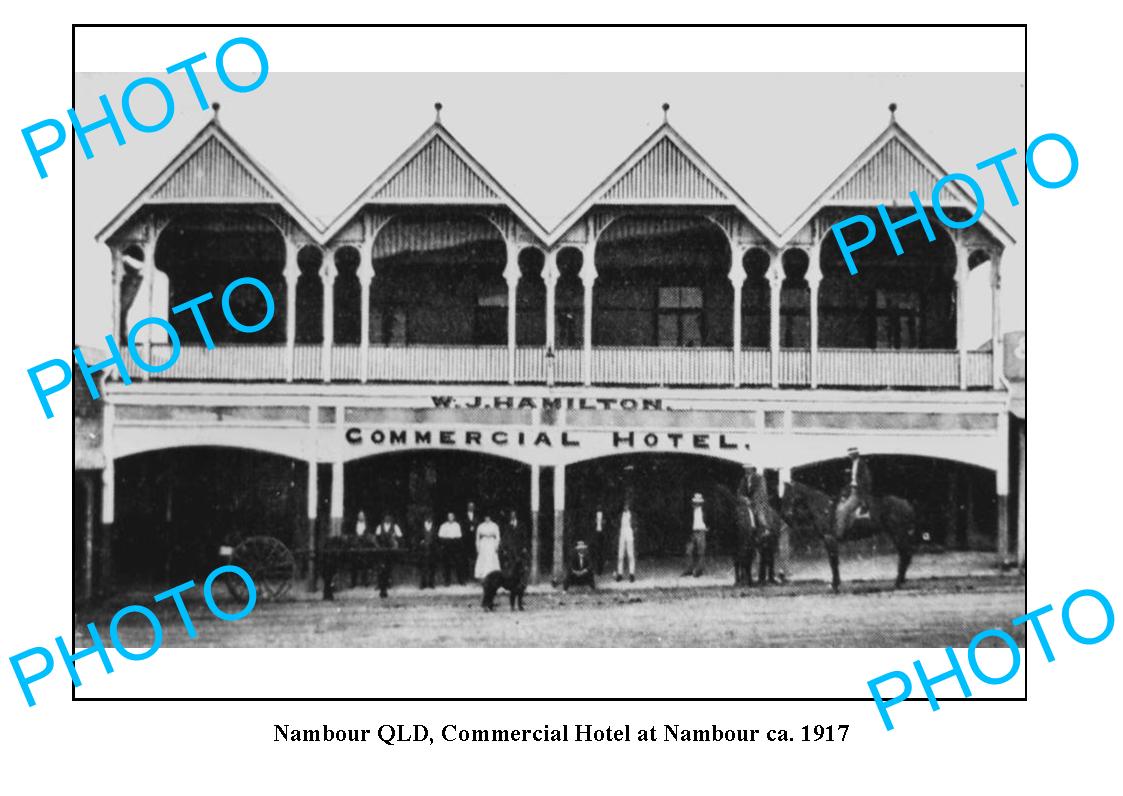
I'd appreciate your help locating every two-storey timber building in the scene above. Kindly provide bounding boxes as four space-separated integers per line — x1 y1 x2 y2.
80 102 1018 594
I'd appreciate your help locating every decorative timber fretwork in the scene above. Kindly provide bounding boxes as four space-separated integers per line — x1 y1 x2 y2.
151 136 274 201
603 137 727 202
374 135 498 202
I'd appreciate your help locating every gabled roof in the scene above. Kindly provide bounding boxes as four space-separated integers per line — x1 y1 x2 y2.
95 119 321 243
321 122 548 243
781 119 1015 247
548 122 781 247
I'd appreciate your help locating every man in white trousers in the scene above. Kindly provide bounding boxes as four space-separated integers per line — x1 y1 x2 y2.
615 499 637 583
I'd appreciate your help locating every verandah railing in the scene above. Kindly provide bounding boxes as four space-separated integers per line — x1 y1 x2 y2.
121 344 995 389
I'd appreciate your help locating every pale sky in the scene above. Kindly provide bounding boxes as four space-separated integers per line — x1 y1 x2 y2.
75 72 1025 347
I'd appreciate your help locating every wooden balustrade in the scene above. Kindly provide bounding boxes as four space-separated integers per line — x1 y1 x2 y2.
119 343 993 389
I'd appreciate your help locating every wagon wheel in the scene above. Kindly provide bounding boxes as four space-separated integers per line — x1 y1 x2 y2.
226 536 296 601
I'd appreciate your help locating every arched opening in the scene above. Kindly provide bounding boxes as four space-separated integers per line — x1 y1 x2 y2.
819 214 956 349
965 248 995 349
792 455 996 552
339 450 532 587
780 248 810 348
333 246 362 344
369 212 507 345
594 215 732 347
741 247 771 347
345 450 530 538
516 247 546 346
118 243 146 340
566 453 743 565
295 245 323 344
155 211 286 344
555 246 584 348
114 447 307 589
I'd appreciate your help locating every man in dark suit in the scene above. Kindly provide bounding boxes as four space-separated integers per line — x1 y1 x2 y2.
563 540 596 591
417 513 437 589
462 500 479 582
373 513 402 598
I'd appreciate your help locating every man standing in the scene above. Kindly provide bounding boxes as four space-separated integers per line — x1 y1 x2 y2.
418 513 437 589
463 500 479 582
438 511 464 586
615 499 637 583
499 509 524 571
373 513 402 598
592 507 606 575
836 446 873 533
682 492 708 577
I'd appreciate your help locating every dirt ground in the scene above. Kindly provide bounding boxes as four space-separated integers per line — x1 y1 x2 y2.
85 550 1027 647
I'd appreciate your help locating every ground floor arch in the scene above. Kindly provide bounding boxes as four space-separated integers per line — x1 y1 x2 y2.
791 454 998 553
564 452 744 559
342 449 531 542
113 447 308 589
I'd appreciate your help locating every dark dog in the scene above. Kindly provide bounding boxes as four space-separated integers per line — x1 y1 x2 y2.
481 556 527 611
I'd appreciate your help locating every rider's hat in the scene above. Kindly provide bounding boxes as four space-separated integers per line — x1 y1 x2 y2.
691 492 705 505
847 446 860 456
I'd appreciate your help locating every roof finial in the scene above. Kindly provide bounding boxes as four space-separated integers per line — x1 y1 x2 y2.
888 102 897 121
434 102 443 123
662 102 670 123
211 102 221 122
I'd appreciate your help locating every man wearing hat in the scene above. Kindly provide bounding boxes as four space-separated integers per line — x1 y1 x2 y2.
837 446 873 531
564 540 596 591
682 492 709 577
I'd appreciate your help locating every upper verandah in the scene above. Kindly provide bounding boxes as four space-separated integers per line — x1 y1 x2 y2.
96 101 1012 255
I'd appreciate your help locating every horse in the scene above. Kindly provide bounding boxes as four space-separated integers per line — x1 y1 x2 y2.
780 480 916 593
711 483 782 587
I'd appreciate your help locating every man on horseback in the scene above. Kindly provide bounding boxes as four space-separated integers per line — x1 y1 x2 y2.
836 446 873 533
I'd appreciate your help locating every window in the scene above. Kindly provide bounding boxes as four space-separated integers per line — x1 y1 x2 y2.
656 287 703 347
556 281 584 348
372 306 407 344
875 289 920 349
474 282 508 344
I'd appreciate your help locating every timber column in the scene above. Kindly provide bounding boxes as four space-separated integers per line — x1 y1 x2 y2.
552 464 566 584
955 241 969 389
580 246 597 387
728 244 746 386
807 241 822 388
306 457 318 588
320 247 337 383
530 463 541 583
81 472 97 601
996 410 1011 567
505 243 521 385
1016 420 1026 570
284 239 299 382
768 250 782 388
991 252 1003 389
100 402 116 592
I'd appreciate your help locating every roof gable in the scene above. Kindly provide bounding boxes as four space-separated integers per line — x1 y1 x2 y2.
96 120 320 243
781 121 1015 247
152 135 274 201
550 123 779 246
832 136 956 204
603 137 727 202
374 135 498 201
322 124 546 242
